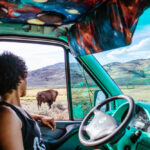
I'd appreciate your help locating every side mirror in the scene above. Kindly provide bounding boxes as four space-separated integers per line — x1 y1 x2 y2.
94 90 106 111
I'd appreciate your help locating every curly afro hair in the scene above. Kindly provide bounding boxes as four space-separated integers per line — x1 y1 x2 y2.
0 52 27 96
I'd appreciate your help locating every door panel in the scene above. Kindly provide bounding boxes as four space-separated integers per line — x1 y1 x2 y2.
40 120 108 150
39 121 95 150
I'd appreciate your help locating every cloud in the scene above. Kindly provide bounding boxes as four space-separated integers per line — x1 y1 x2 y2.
0 42 64 71
95 36 150 65
125 38 150 52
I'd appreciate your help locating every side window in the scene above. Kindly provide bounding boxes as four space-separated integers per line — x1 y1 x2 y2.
69 53 106 120
0 42 69 120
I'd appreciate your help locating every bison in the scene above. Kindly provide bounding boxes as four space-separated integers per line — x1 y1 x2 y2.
36 89 58 109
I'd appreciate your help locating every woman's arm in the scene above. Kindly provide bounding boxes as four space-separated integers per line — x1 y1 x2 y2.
0 106 24 150
30 114 56 130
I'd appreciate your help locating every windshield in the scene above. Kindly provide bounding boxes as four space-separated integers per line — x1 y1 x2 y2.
93 8 150 103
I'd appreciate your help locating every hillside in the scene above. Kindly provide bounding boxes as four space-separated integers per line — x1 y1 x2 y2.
27 62 86 88
104 58 150 86
27 63 66 88
27 58 150 88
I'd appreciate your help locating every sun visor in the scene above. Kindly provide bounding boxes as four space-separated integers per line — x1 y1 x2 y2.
68 0 150 57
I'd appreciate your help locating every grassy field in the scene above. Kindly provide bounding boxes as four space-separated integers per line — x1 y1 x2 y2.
120 85 150 103
21 87 97 120
21 85 150 120
21 88 69 120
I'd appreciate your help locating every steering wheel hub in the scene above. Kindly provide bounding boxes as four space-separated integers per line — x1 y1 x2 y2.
85 110 118 140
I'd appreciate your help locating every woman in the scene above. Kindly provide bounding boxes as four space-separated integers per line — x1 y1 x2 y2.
0 52 56 150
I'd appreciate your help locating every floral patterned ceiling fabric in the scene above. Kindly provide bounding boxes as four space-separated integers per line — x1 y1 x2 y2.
0 0 150 57
0 0 105 25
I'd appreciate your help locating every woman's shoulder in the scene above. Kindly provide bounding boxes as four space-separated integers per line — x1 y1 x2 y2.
0 105 14 116
0 105 22 126
0 105 24 150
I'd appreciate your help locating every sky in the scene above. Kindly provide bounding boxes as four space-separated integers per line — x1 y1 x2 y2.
94 8 150 65
0 8 150 70
0 43 64 71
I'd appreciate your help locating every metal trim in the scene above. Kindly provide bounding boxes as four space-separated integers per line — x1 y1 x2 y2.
0 35 68 47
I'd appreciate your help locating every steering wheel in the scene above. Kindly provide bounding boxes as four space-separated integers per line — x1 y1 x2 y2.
79 95 135 147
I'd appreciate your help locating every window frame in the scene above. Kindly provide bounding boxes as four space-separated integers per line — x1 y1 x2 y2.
0 35 73 120
68 53 114 120
0 35 123 120
75 55 122 111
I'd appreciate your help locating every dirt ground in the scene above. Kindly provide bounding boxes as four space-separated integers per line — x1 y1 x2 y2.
21 99 69 120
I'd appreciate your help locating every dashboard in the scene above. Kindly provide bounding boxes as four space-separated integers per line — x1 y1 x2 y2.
114 103 150 150
127 105 150 132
